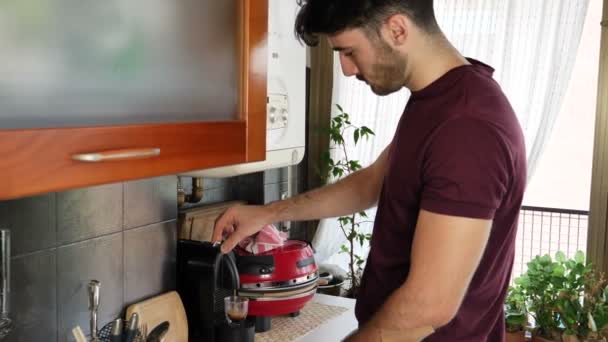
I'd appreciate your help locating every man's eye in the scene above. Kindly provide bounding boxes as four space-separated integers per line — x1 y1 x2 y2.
344 51 354 57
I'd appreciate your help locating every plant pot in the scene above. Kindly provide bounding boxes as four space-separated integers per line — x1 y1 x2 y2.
506 330 526 342
563 334 580 342
563 334 581 342
531 335 557 342
584 337 608 342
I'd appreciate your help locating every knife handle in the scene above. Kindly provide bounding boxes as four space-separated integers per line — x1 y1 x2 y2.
109 319 123 342
123 313 139 342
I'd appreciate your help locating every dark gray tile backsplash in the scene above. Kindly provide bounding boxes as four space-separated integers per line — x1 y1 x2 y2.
0 194 56 256
263 168 283 184
199 186 235 205
202 177 232 190
9 250 57 342
264 182 283 204
56 233 123 342
3 176 178 342
2 167 308 341
57 183 123 244
124 221 177 306
124 176 177 229
234 173 264 205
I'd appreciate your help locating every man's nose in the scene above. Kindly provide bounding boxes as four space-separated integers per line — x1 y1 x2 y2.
340 55 359 77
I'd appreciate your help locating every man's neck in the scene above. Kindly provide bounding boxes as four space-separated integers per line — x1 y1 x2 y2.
406 36 470 92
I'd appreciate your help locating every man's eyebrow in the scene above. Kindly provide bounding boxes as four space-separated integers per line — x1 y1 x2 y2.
333 46 350 51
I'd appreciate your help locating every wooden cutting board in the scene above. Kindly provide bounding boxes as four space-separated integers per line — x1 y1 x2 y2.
178 200 246 242
125 291 188 342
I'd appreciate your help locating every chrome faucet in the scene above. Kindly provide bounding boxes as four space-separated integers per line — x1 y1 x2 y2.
0 229 12 340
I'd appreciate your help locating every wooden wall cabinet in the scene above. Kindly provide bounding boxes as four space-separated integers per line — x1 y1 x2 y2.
0 0 267 200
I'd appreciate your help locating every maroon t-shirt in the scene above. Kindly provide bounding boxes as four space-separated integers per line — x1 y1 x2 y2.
355 59 527 341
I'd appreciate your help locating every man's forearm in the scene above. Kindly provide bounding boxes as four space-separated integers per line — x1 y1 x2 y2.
346 276 454 342
361 282 451 340
267 166 381 223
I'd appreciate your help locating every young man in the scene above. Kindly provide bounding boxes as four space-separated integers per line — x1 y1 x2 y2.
213 0 527 341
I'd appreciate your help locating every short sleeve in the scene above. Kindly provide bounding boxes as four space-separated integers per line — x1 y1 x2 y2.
420 118 512 220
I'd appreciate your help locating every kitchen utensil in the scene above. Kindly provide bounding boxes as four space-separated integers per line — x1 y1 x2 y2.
88 280 100 341
123 313 139 342
145 321 169 342
0 229 11 340
140 323 148 341
125 291 187 342
97 317 144 342
109 318 122 342
71 326 87 342
224 296 249 324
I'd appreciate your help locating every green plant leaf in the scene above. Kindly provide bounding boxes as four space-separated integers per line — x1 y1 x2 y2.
354 129 360 145
540 254 553 264
332 168 341 178
358 234 365 246
552 264 565 277
336 104 344 112
348 160 362 171
359 211 368 218
575 251 585 264
555 251 566 263
361 126 376 136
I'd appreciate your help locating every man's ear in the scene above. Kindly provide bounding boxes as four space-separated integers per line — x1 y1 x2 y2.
383 14 409 47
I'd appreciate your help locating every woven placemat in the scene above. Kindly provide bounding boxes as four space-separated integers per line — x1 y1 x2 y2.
255 301 349 342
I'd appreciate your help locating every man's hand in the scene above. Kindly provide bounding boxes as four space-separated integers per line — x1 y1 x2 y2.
212 204 275 253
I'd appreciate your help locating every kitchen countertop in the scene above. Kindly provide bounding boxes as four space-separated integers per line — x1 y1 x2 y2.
297 294 357 342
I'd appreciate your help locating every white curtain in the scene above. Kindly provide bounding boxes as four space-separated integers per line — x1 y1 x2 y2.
312 0 590 266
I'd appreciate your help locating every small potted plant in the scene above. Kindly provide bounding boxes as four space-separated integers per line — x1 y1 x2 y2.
317 104 375 298
515 251 608 342
554 251 589 342
518 254 563 341
582 265 608 341
505 282 528 342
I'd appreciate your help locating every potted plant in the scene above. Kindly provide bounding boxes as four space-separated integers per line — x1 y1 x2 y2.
317 104 375 298
505 282 528 342
517 253 563 341
513 251 608 342
581 265 608 341
554 251 590 342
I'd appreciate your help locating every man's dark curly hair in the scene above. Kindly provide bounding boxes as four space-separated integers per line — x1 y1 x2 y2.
295 0 438 46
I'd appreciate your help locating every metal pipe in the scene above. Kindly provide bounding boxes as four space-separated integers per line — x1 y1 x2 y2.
177 177 204 207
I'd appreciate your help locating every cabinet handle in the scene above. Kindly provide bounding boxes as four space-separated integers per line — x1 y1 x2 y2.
72 148 161 162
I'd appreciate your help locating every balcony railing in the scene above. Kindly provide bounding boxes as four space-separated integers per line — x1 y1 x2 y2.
512 205 589 279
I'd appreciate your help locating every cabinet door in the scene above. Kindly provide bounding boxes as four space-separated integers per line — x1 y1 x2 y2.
0 0 267 199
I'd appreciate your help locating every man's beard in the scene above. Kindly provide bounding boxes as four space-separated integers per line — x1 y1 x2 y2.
362 42 408 96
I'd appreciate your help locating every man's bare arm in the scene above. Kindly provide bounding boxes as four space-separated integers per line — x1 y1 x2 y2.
346 210 492 341
213 145 391 252
270 144 390 222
